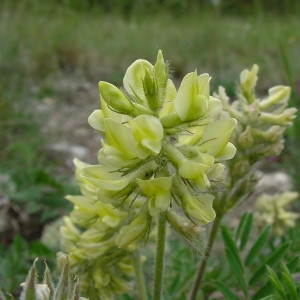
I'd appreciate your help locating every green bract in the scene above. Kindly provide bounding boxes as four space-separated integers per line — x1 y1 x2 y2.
61 50 237 299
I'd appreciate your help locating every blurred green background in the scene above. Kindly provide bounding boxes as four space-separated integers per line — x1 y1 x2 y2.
0 0 299 297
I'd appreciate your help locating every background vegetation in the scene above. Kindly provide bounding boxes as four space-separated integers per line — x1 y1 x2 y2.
0 0 299 297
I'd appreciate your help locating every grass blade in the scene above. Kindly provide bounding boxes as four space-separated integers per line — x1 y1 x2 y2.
235 212 251 240
249 242 291 286
222 226 244 275
245 226 271 266
221 226 248 296
235 213 253 251
267 266 286 299
281 263 299 300
214 281 240 300
253 257 299 300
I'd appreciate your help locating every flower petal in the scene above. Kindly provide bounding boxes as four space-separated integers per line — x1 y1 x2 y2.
129 115 164 158
182 193 216 225
123 59 154 104
175 71 211 122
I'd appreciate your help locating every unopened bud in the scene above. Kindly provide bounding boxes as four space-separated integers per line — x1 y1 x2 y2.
238 125 253 148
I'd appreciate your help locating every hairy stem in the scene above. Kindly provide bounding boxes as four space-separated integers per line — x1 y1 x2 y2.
153 213 167 300
132 252 148 300
188 196 227 300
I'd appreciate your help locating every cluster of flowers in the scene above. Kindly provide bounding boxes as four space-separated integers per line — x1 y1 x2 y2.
215 65 297 211
60 51 237 299
255 191 299 236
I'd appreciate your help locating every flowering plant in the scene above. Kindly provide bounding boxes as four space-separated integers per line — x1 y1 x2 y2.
60 51 298 300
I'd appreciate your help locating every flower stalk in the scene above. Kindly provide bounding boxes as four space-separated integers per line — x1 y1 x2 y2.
153 213 167 300
132 252 148 300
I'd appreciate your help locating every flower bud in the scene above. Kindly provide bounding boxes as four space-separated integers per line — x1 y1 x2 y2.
154 50 168 89
259 86 291 110
238 125 253 148
232 159 250 176
240 64 259 104
99 81 134 114
251 126 284 142
259 108 297 126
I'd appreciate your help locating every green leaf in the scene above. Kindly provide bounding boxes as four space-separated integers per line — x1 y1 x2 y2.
214 280 239 300
222 226 238 253
286 256 300 273
245 226 271 266
252 281 274 300
235 212 253 251
249 242 291 286
221 226 248 296
225 249 248 295
239 213 253 251
281 263 299 300
253 257 299 300
267 265 286 299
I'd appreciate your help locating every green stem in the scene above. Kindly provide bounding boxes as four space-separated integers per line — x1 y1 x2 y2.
132 252 148 300
188 196 227 300
153 213 167 300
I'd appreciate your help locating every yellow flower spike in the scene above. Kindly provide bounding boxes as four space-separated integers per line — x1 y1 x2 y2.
182 193 216 225
175 71 211 122
129 115 164 159
136 176 174 217
198 118 237 160
123 58 155 105
255 192 299 236
115 212 150 252
259 86 291 110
